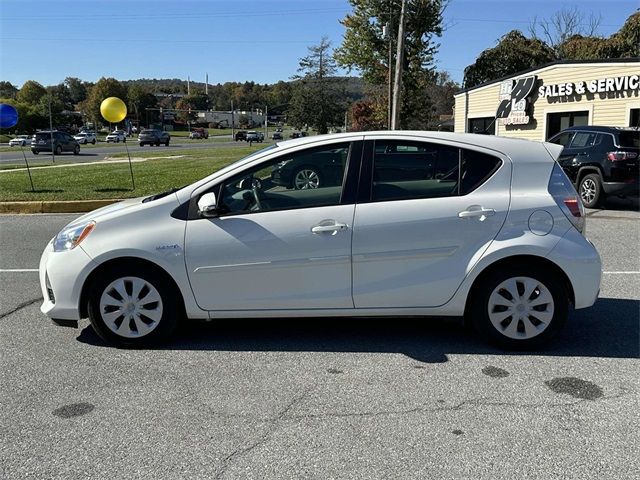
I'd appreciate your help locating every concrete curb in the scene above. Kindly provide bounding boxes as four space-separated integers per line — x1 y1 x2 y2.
0 199 123 214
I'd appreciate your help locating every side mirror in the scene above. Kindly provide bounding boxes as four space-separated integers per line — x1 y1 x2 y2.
197 192 218 218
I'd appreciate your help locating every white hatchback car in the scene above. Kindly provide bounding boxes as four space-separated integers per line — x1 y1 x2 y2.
39 132 601 348
105 130 126 143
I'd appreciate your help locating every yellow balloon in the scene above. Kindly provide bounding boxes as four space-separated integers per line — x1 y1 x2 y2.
100 97 127 123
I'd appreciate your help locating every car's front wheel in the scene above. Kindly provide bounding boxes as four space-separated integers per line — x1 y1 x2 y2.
87 266 180 347
579 173 604 209
469 265 568 349
73 145 80 155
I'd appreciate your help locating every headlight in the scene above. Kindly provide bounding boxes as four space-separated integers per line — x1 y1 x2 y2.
53 221 96 252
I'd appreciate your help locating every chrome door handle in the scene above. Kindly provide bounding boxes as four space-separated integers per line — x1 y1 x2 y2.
458 206 496 219
311 222 348 234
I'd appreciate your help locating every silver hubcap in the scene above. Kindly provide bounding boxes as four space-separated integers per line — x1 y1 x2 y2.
294 169 320 189
580 178 596 204
488 276 554 340
99 276 163 338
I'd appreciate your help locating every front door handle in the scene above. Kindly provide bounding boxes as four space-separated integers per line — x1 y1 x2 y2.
458 206 496 220
311 221 348 234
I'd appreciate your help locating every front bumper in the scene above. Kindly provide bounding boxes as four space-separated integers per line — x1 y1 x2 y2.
39 240 97 322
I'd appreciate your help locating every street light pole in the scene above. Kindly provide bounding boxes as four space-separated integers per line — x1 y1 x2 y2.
48 94 55 163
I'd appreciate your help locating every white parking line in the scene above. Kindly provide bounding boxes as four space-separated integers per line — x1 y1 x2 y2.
603 271 640 274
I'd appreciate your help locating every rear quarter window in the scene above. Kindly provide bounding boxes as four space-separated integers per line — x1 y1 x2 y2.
460 149 502 195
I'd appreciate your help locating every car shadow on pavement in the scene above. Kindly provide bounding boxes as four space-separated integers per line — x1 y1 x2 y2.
76 297 639 363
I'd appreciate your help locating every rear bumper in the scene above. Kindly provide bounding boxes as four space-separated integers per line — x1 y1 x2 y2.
547 227 602 309
602 180 639 197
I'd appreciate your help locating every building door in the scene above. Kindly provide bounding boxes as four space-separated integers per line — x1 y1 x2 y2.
546 111 588 139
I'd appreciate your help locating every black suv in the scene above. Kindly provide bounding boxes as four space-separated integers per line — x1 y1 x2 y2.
138 129 170 147
31 131 80 155
548 126 639 208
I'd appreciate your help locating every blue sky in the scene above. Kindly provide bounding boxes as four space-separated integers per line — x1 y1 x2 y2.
0 0 637 88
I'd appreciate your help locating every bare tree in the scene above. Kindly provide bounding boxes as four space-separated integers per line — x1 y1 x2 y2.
529 6 602 53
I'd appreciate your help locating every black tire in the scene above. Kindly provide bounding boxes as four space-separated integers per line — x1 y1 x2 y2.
73 145 80 155
32 150 39 155
92 139 96 144
87 265 180 347
578 173 604 209
139 143 144 147
55 145 62 155
155 142 160 146
116 138 120 143
468 264 569 349
165 141 169 146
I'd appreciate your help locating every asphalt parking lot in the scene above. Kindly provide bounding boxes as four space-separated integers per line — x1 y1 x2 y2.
1 205 638 479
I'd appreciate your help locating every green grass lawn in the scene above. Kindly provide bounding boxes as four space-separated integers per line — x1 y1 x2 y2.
0 144 268 202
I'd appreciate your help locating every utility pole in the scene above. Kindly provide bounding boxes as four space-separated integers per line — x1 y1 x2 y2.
383 22 392 129
48 94 55 163
205 73 208 96
187 76 190 96
264 105 268 140
391 0 407 130
231 100 235 138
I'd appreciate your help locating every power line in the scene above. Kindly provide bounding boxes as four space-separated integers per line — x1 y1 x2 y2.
0 37 317 45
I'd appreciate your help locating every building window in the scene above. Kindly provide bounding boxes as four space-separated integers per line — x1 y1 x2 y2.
630 109 640 128
468 117 495 135
546 111 589 139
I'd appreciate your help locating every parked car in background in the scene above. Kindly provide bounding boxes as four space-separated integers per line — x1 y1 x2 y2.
9 135 31 147
290 131 301 139
74 132 97 144
138 129 170 147
548 126 639 208
272 132 283 141
106 130 127 143
246 131 264 143
189 128 209 139
275 127 283 133
39 132 601 349
235 130 247 141
31 130 80 155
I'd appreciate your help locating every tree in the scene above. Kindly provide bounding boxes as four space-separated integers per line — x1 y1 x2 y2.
83 77 128 125
175 94 209 123
0 81 18 99
463 31 556 88
529 6 602 57
599 11 640 58
127 84 157 125
64 77 89 106
349 99 384 131
335 0 447 128
16 80 47 105
288 37 345 134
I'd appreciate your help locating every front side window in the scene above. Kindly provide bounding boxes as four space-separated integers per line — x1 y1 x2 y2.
217 142 351 215
570 132 597 148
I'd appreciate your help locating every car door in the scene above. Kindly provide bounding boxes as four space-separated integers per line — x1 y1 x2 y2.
351 136 511 308
184 139 362 311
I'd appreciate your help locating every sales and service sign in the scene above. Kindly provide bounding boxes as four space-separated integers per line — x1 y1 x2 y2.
538 75 639 98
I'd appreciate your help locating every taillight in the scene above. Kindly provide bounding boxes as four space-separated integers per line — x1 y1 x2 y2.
548 163 585 234
607 151 638 161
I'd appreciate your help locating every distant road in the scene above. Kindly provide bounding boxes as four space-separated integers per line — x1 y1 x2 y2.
0 137 240 165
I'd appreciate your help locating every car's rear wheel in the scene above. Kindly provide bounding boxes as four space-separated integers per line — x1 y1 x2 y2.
165 140 169 146
92 139 96 144
293 167 321 189
87 266 179 347
73 145 80 155
469 266 568 349
579 173 604 209
32 150 39 155
155 142 160 146
55 145 62 155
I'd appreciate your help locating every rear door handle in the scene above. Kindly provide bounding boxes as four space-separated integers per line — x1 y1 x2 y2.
311 221 348 234
458 206 496 220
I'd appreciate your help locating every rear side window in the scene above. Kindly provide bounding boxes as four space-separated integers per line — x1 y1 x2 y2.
570 132 596 148
618 131 640 148
370 140 501 201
